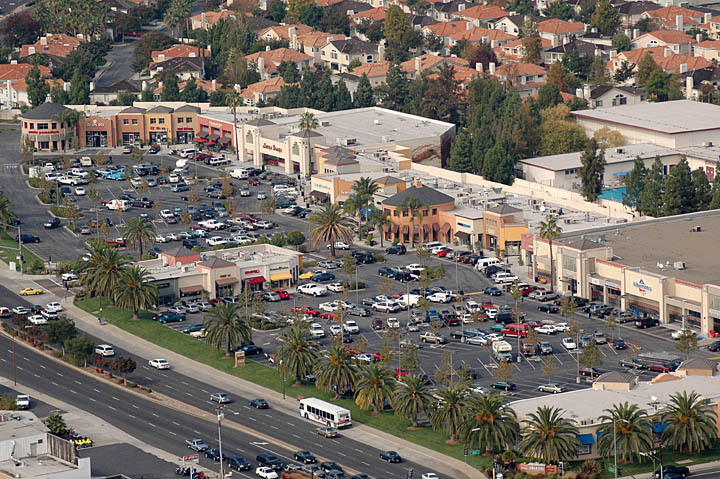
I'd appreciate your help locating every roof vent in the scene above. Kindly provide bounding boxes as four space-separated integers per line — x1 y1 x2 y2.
690 225 702 232
673 261 686 270
615 147 624 153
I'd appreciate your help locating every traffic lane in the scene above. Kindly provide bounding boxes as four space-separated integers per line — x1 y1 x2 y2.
0 382 63 418
0 333 422 479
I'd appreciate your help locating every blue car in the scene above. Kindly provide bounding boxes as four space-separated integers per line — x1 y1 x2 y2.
312 272 336 282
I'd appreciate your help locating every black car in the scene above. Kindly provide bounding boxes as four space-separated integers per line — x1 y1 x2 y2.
321 461 344 474
256 453 283 470
394 272 413 282
15 234 39 243
43 217 61 229
250 398 269 409
352 251 374 264
635 317 660 329
538 304 559 314
379 451 402 463
655 465 690 479
226 455 251 471
613 338 627 350
378 267 396 278
183 238 200 249
240 344 263 356
204 448 227 461
708 340 720 352
386 244 406 255
312 272 336 282
294 451 317 464
148 144 160 154
484 286 502 296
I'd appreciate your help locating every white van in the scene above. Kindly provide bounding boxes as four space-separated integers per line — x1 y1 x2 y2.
231 168 250 179
175 158 188 169
476 257 503 271
80 156 93 167
423 241 443 250
180 148 196 158
106 199 130 211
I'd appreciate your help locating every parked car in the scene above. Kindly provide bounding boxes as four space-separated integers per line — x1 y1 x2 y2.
537 383 565 394
635 317 660 329
186 438 209 451
490 381 516 391
386 245 406 255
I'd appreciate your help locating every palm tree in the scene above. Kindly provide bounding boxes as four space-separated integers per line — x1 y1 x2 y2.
122 217 156 259
373 209 394 248
114 266 158 320
275 323 321 385
355 362 394 413
78 241 130 303
0 194 15 230
226 89 242 161
203 303 252 357
352 177 380 222
430 383 468 443
342 194 364 228
518 406 580 464
459 394 519 454
662 390 718 454
398 197 425 248
392 374 433 428
315 344 359 400
537 215 562 293
298 112 318 131
597 402 654 463
308 204 355 259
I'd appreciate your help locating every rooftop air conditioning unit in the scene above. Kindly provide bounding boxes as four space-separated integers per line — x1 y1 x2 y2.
321 120 331 127
691 225 702 232
374 119 381 125
616 147 624 153
673 261 686 270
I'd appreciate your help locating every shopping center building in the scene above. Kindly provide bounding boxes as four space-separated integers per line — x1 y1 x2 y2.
136 244 303 304
523 210 720 335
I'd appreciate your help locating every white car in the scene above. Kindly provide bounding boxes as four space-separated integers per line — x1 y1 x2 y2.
310 323 325 338
372 301 401 313
319 302 338 312
95 344 115 357
486 333 504 342
406 264 425 273
206 236 227 246
45 302 63 313
428 292 452 303
130 177 144 187
422 473 439 479
465 301 482 312
149 359 170 369
484 307 498 319
343 320 360 334
61 273 78 281
562 337 577 350
256 466 279 479
160 210 175 220
327 282 344 293
329 324 342 336
356 353 373 362
75 186 86 196
297 283 327 297
671 329 697 340
28 315 47 325
536 324 556 335
12 306 28 315
387 317 400 328
553 322 569 332
168 173 180 183
255 220 274 229
466 335 489 345
494 272 519 284
327 241 350 250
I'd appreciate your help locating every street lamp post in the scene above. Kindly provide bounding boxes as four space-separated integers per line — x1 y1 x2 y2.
279 359 286 399
216 405 225 478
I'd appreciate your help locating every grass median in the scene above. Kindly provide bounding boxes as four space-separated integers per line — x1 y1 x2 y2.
74 296 491 470
0 231 43 265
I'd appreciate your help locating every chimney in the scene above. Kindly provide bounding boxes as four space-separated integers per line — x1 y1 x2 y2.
591 27 597 33
40 36 47 45
697 33 703 43
551 35 558 47
289 26 297 39
63 81 70 92
201 11 206 28
575 87 583 97
189 52 196 57
633 28 639 39
212 79 217 91
466 21 472 30
159 81 164 89
686 75 694 99
258 57 265 78
624 28 631 38
378 44 385 61
490 40 497 48
482 36 489 43
142 80 147 91
28 46 35 55
665 48 672 57
458 3 465 10
89 81 94 91
583 84 591 99
475 62 483 72
676 14 683 31
489 62 496 74
291 33 297 49
680 63 688 73
265 45 271 51
9 60 16 65
159 54 165 60
704 12 712 24
415 56 422 75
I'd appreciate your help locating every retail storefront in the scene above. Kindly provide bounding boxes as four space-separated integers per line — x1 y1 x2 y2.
176 128 195 144
216 277 238 297
122 132 141 145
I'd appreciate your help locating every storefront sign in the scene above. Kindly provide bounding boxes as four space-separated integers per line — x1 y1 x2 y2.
632 279 653 293
263 143 282 153
86 122 105 127
27 130 59 134
563 271 576 279
177 127 194 131
210 121 226 129
244 269 260 275
149 126 168 131
709 309 720 319
270 265 286 271
590 277 601 286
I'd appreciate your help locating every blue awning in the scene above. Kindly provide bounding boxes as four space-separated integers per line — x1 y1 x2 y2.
577 434 596 445
614 171 630 177
653 422 668 434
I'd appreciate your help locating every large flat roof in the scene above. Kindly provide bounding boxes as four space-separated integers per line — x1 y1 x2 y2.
519 143 677 172
571 100 720 135
511 375 720 425
0 411 48 441
560 210 720 286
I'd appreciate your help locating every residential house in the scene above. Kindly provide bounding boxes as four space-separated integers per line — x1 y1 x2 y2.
0 77 63 109
293 31 335 59
423 20 472 51
608 46 710 74
0 62 51 82
90 79 142 105
449 27 516 51
680 66 720 100
150 57 205 81
537 18 585 47
152 79 219 100
493 14 534 36
150 45 210 64
429 0 474 22
492 62 547 98
632 30 695 55
706 15 720 39
495 37 553 62
246 48 314 80
257 24 313 42
350 7 388 24
617 1 661 27
608 46 665 72
19 34 83 65
453 5 508 27
350 61 391 86
544 38 607 64
407 14 438 31
240 77 295 105
693 39 720 60
319 38 381 73
190 10 240 30
399 54 468 80
576 85 647 108
641 5 705 31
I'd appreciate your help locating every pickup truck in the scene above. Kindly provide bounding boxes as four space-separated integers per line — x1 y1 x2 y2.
186 438 209 451
16 394 30 410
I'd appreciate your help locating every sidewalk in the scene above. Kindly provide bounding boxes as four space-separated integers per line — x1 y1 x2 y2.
0 266 481 479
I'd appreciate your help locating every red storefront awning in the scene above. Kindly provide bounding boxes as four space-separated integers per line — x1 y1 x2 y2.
194 137 207 142
206 141 216 146
244 276 265 285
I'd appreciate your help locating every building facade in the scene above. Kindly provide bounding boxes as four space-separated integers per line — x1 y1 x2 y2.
20 102 77 152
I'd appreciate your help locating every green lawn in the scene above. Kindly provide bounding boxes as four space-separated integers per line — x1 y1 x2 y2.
0 231 43 265
74 297 491 470
595 443 720 478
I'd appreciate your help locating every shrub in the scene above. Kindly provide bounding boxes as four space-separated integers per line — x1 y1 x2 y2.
372 253 385 263
52 350 63 358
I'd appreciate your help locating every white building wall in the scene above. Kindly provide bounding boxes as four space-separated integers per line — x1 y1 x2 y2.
0 433 48 460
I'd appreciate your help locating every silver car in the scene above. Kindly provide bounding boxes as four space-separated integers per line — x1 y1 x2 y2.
210 392 231 403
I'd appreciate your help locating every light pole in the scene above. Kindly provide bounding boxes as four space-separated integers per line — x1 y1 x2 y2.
279 359 285 399
216 405 225 479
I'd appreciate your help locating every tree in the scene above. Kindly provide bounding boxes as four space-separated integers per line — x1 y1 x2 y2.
521 22 542 64
589 56 610 85
547 63 569 92
593 127 625 149
646 69 678 102
541 357 558 383
675 329 698 360
182 77 208 103
334 79 353 111
68 68 89 104
430 383 468 443
45 412 67 435
115 266 157 319
536 83 563 110
268 0 287 22
692 167 712 211
110 355 136 383
537 216 561 293
377 63 409 111
1 13 41 48
354 74 375 108
78 242 131 302
276 323 320 385
638 157 665 217
590 0 619 31
612 33 631 52
286 0 315 23
579 340 603 369
131 32 175 73
0 394 17 410
662 157 694 216
285 231 305 250
164 0 192 37
597 402 654 463
51 82 69 104
519 406 580 463
315 344 359 399
355 362 394 413
636 52 659 87
308 204 354 259
539 105 588 155
614 61 635 83
25 65 48 107
141 87 154 102
385 5 412 49
298 111 318 131
161 73 181 101
463 43 498 72
662 390 718 454
483 143 515 185
449 129 473 173
579 138 606 202
392 374 433 428
122 217 156 259
223 51 260 88
45 317 78 345
460 394 519 454
117 92 138 106
64 334 95 361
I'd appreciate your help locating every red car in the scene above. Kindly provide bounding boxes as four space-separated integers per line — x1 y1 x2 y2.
194 153 211 161
343 346 357 356
318 312 335 320
242 215 258 223
646 363 672 373
436 248 452 257
291 306 319 316
189 225 208 231
394 368 408 377
481 300 495 310
126 31 142 37
106 238 126 247
372 351 386 362
275 290 290 299
388 293 402 299
248 179 261 186
371 318 384 330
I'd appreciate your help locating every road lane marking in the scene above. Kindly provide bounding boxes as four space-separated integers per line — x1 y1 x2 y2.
168 431 177 436
112 396 120 401
74 380 82 385
93 389 101 393
33 374 39 378
148 423 156 427
152 413 159 418
128 414 135 418
0 359 5 362
181 381 189 386
355 449 363 453
247 417 256 421
132 404 139 409
201 389 209 393
69 389 76 394
336 452 346 457
39 365 45 369
56 372 63 377
51 381 58 386
88 397 96 402
173 421 181 426
108 405 116 410
16 366 22 370
269 425 278 430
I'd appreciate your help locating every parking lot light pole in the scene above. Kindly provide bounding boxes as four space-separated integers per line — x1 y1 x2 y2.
279 359 285 399
216 405 225 479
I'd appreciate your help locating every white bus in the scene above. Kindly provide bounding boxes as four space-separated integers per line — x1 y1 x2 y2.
299 398 352 428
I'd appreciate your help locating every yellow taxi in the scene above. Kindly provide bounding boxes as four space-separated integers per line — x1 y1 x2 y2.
19 287 43 296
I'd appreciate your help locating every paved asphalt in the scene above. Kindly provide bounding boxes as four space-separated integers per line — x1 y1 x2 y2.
94 42 138 88
81 443 179 479
0 284 426 479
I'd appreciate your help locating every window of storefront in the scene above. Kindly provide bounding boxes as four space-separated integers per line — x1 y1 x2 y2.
150 118 156 124
402 211 408 217
246 132 253 144
123 119 129 125
709 293 720 311
38 123 48 129
85 131 108 147
576 445 590 456
178 117 184 123
29 123 34 129
132 119 138 125
505 241 521 255
432 208 437 215
159 118 165 124
607 286 621 307
393 210 398 216
292 143 299 155
591 284 604 302
186 117 191 122
51 123 56 129
562 255 577 272
423 210 428 216
122 132 140 145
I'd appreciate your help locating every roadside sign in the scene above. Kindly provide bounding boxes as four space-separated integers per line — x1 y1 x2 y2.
469 450 481 455
183 454 199 464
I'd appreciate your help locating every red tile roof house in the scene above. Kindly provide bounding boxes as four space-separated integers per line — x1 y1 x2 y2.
245 47 314 80
150 45 210 64
19 34 84 64
632 30 696 55
537 18 586 47
491 62 547 98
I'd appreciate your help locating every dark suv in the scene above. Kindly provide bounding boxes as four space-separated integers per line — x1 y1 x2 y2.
256 453 283 470
294 451 317 464
386 244 406 255
226 455 251 471
635 317 660 329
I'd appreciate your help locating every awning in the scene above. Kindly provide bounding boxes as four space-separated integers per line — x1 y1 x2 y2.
198 131 209 138
180 285 204 294
208 133 220 141
244 276 265 285
392 224 399 234
455 231 470 240
401 225 409 234
310 191 329 200
194 137 207 142
613 171 629 177
270 272 292 281
216 277 239 286
423 224 432 235
206 141 216 146
219 137 231 145
432 222 440 232
440 223 451 234
652 421 668 434
577 434 595 445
